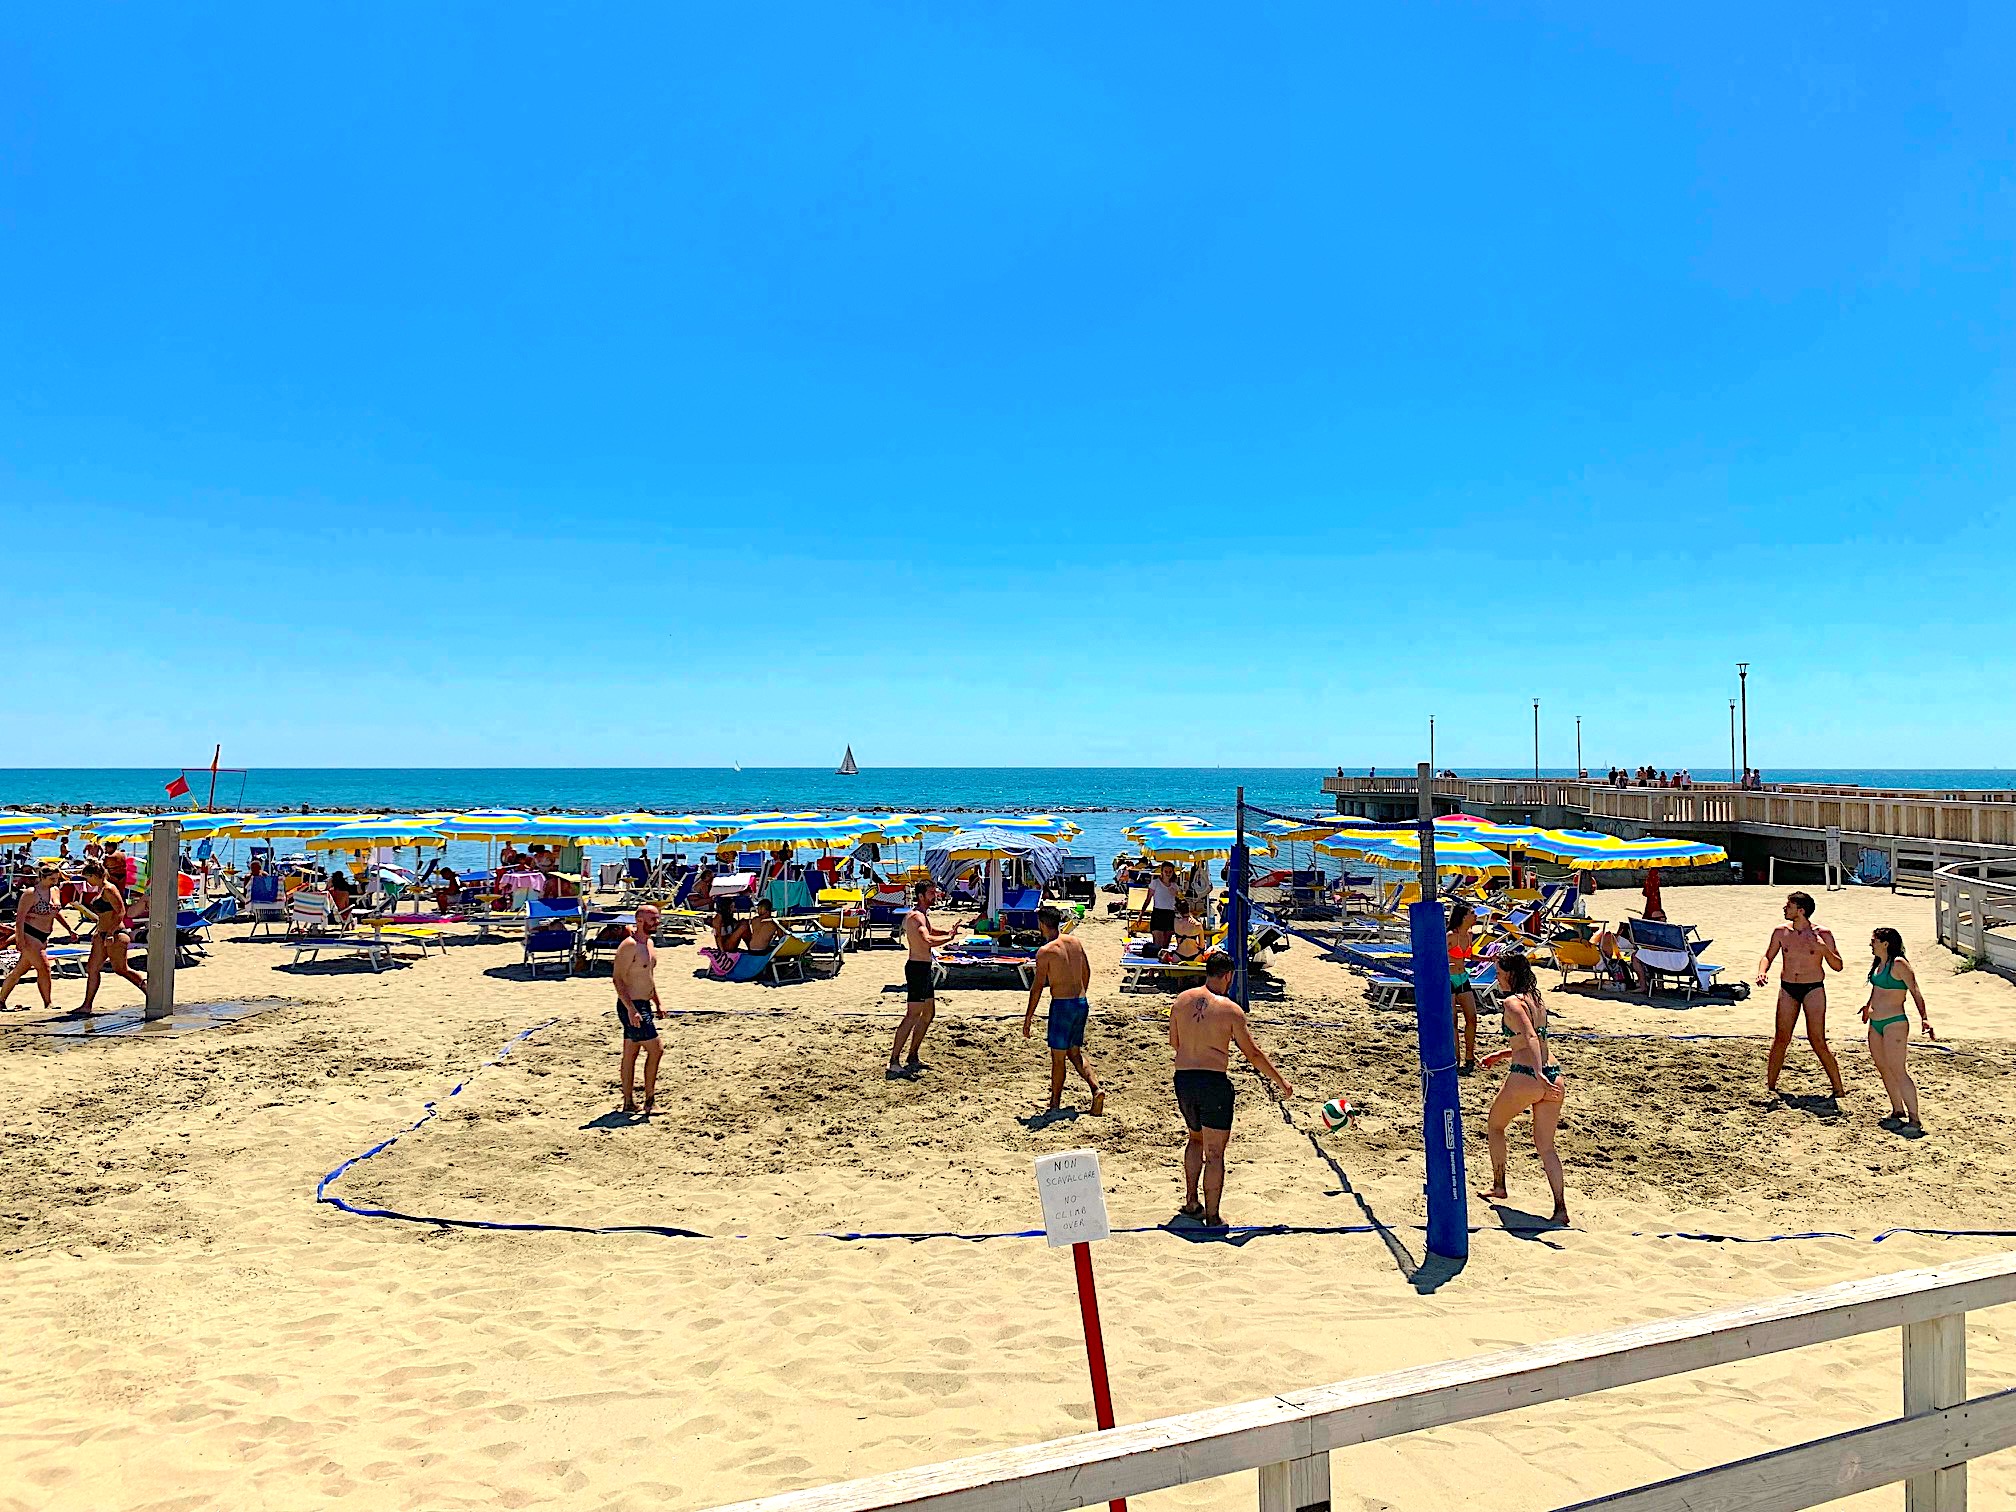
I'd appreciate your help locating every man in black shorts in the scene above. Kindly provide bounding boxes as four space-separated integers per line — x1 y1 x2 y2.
612 904 663 1116
890 881 958 1076
1169 952 1292 1226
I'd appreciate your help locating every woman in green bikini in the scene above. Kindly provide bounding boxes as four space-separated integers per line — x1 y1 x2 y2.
1862 927 1934 1130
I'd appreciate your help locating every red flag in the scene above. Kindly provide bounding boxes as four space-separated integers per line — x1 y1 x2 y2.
164 775 191 799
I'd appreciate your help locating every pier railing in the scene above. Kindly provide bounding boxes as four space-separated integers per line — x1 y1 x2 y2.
708 1251 2016 1512
1323 777 2016 848
1934 856 2016 974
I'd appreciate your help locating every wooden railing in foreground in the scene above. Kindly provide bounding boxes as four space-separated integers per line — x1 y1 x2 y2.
710 1252 2016 1512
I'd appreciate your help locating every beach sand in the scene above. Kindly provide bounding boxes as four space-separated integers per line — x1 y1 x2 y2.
5 883 2015 1510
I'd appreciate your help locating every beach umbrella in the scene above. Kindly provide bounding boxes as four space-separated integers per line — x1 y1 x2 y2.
721 816 882 851
307 816 447 852
969 814 1081 838
0 813 68 843
870 813 957 833
84 811 251 842
1132 827 1271 861
924 828 1065 916
235 813 374 840
1431 817 1547 844
1261 817 1337 842
431 813 596 843
605 812 714 837
1513 829 1727 870
1316 829 1510 879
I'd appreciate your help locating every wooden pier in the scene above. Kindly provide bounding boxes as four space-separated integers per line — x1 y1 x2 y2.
1323 775 2016 878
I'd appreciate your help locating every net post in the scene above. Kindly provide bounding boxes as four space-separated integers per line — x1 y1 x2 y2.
1412 762 1467 1259
1230 787 1250 1009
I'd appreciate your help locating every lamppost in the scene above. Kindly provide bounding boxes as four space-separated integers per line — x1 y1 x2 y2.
1729 700 1737 785
1575 715 1583 778
1429 715 1436 774
1737 662 1750 774
1532 699 1540 779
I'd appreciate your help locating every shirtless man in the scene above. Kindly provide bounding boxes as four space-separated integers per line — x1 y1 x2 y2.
612 903 663 1116
745 898 788 954
1023 906 1104 1114
890 881 958 1075
1169 952 1292 1227
1757 890 1846 1098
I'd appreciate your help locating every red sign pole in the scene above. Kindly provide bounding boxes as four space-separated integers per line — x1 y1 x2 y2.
1070 1240 1126 1512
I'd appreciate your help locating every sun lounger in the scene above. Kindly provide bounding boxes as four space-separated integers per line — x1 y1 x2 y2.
522 924 578 976
1619 918 1722 997
935 949 1035 989
246 873 287 938
291 932 405 971
699 945 778 983
764 934 815 984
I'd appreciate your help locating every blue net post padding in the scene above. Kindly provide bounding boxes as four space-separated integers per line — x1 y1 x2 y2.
1410 897 1469 1260
1229 841 1251 1010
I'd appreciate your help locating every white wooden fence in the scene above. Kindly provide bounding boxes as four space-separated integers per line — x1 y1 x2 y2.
707 1251 2016 1512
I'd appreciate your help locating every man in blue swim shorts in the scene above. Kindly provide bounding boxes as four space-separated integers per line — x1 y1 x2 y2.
1023 906 1105 1115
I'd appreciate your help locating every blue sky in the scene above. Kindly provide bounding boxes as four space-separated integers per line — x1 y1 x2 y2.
4 5 2010 770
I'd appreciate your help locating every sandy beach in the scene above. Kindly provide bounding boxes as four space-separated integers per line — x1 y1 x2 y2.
5 882 2015 1511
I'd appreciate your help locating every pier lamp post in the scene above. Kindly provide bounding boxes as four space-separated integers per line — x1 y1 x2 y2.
1532 699 1541 779
1729 700 1738 785
1429 715 1436 774
1575 716 1582 778
1738 662 1750 773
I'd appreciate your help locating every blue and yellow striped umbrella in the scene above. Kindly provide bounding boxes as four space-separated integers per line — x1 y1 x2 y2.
0 813 67 843
431 813 596 843
236 813 373 839
721 816 882 851
86 811 252 841
307 817 447 851
1432 816 1546 843
1133 827 1270 861
1514 829 1727 870
1317 828 1511 879
971 814 1081 838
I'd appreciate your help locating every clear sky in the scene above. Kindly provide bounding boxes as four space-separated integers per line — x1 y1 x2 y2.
4 5 2010 771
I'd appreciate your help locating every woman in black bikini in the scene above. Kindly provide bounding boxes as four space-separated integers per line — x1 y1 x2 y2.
77 861 148 1014
0 864 79 1011
1476 949 1569 1225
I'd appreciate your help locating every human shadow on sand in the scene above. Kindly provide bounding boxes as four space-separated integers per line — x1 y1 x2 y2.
1476 1199 1570 1249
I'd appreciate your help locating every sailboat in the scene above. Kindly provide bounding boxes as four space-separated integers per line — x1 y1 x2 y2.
732 759 742 772
836 745 859 776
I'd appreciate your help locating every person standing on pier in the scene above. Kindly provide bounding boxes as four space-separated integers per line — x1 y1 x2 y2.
1757 891 1846 1100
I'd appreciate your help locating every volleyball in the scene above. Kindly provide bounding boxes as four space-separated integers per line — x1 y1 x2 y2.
1320 1097 1356 1132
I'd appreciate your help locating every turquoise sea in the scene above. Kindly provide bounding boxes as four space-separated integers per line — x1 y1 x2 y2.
7 768 2013 881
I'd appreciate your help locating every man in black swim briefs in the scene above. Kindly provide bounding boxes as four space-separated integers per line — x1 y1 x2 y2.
1757 890 1846 1098
1168 952 1292 1227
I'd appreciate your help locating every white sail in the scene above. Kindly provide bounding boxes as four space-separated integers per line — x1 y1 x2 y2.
837 745 859 775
